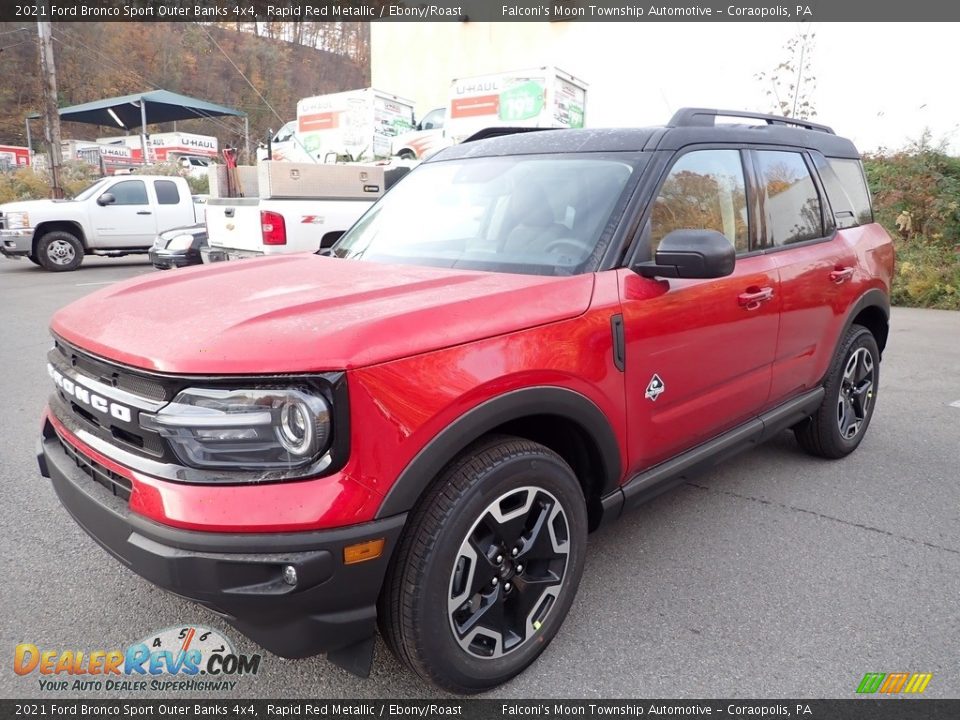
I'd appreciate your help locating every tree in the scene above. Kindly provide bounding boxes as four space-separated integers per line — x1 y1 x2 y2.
756 27 817 119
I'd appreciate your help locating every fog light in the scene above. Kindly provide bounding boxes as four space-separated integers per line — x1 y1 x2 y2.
282 565 298 586
343 538 385 565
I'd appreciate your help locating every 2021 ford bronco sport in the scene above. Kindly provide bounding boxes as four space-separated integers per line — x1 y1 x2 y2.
39 109 893 693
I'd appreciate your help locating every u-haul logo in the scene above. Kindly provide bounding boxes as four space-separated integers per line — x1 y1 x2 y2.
48 364 132 423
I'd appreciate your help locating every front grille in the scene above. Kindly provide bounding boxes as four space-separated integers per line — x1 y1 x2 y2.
59 435 132 501
56 340 169 402
48 339 170 461
0 213 5 231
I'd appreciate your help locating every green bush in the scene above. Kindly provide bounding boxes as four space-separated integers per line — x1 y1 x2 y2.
0 162 101 203
890 238 960 310
136 163 209 195
863 132 960 310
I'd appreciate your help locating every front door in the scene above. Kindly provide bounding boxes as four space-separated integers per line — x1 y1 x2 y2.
94 179 157 247
618 148 781 473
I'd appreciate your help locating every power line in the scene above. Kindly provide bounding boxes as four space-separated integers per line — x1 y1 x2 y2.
50 30 244 139
197 23 284 125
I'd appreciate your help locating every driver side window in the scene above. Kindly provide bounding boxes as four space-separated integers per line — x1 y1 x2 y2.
106 180 148 206
650 150 749 257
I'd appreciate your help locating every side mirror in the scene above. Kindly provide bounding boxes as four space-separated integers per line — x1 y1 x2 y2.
635 229 735 279
97 193 116 206
319 230 344 250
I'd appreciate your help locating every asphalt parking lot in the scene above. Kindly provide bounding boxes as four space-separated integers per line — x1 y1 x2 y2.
1 256 958 700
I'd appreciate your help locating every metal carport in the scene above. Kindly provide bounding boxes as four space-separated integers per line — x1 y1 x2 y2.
45 89 249 161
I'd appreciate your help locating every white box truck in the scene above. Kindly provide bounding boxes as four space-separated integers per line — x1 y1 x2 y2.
261 88 415 164
392 67 588 159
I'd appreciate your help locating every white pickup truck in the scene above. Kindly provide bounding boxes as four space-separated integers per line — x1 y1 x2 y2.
0 175 203 272
204 161 410 262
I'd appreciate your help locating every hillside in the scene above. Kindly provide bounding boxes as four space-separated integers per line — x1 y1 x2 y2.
0 22 369 154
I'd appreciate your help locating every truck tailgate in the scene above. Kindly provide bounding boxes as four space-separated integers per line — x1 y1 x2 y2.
205 198 263 253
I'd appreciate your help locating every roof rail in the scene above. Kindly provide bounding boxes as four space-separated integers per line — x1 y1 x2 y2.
461 127 559 143
668 108 835 135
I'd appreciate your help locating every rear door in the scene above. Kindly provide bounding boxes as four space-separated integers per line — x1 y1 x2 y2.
619 148 781 471
152 179 189 233
750 149 862 404
93 179 157 248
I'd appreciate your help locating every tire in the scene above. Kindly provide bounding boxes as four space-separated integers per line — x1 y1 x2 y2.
379 435 588 694
36 231 83 272
794 324 880 459
27 254 41 266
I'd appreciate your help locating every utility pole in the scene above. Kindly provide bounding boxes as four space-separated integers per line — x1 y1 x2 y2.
37 17 63 198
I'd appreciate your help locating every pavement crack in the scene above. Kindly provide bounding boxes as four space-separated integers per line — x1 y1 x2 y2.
686 482 960 556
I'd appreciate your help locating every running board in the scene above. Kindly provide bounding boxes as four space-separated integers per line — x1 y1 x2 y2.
600 388 825 523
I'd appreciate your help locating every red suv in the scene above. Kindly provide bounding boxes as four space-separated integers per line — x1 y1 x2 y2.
39 109 893 693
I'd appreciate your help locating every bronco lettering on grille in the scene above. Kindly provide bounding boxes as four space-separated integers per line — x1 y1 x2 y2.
48 363 132 423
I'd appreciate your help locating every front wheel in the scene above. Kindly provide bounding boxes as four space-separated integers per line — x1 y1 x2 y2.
36 231 83 272
379 436 588 693
795 324 880 459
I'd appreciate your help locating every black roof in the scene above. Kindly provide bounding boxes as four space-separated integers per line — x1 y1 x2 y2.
431 108 861 162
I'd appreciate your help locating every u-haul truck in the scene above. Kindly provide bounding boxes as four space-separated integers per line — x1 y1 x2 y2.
261 88 415 164
96 132 219 164
0 145 31 169
392 67 588 159
445 67 587 143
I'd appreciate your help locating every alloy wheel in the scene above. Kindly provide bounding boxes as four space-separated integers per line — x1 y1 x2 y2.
837 347 875 440
448 486 570 659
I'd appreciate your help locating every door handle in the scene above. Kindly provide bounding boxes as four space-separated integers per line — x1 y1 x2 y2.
136 211 152 215
830 266 855 283
738 286 775 310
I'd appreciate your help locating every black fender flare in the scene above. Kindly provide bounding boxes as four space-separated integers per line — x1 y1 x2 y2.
375 386 622 518
840 287 890 353
33 221 88 252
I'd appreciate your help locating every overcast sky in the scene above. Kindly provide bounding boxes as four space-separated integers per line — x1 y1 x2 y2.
552 23 957 153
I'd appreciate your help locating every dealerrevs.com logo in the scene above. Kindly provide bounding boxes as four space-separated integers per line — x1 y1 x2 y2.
856 672 933 694
14 626 261 693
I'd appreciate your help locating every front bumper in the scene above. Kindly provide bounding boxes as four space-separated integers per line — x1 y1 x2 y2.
0 229 33 257
149 248 200 269
200 245 264 263
38 423 406 661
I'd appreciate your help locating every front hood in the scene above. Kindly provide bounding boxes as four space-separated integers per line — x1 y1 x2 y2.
51 255 595 374
1 199 71 215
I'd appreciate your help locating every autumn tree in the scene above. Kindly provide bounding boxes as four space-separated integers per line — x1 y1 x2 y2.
756 27 817 119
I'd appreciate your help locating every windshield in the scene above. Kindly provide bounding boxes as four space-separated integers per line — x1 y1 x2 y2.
73 178 111 201
332 153 640 276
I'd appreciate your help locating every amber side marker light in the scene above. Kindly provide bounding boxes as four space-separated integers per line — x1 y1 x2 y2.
343 538 385 565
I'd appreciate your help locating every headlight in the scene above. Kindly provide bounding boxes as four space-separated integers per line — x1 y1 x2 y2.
165 233 197 251
142 387 331 470
6 211 30 229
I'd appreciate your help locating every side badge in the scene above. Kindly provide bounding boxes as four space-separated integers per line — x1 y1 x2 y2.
645 374 665 402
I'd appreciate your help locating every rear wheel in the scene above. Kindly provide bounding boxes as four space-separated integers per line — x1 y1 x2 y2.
379 436 587 694
36 231 83 272
795 324 879 459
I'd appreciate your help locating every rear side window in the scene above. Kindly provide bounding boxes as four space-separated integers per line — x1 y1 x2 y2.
755 151 823 246
650 149 749 255
154 180 180 206
828 158 873 226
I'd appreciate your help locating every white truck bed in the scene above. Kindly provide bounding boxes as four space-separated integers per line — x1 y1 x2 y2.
204 161 388 260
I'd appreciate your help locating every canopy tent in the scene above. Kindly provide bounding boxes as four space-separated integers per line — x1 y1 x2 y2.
55 90 245 128
28 89 249 160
